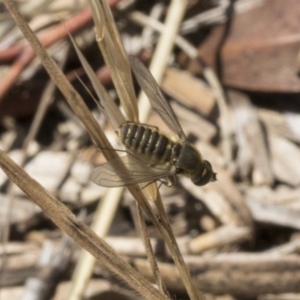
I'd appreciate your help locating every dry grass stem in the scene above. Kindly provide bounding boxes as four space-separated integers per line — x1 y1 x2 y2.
3 0 117 162
68 187 124 300
136 203 168 295
131 0 205 298
1 1 299 299
0 149 168 300
68 22 165 299
86 1 204 298
69 32 126 129
137 0 189 122
131 254 300 297
1 0 168 298
0 44 70 283
90 0 139 122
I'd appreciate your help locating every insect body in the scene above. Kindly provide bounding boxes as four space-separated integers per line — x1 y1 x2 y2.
118 122 180 168
118 122 215 186
91 56 217 187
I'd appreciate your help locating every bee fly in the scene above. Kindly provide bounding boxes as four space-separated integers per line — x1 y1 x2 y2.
91 56 217 187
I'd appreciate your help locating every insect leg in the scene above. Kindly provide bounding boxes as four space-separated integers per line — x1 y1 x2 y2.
140 180 157 190
97 147 129 154
154 176 177 187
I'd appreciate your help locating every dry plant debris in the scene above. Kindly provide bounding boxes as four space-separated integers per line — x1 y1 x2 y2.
0 0 300 299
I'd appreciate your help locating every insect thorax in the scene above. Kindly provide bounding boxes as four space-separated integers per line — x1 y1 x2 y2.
175 142 203 178
117 122 182 167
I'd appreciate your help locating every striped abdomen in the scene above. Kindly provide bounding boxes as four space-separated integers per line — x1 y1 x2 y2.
118 122 182 167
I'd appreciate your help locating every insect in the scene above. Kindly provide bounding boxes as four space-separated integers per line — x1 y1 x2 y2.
91 56 217 187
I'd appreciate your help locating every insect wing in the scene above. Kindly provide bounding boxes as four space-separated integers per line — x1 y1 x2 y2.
91 154 175 187
129 56 186 141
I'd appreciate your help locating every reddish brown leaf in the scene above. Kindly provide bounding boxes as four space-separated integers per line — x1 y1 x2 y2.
198 0 300 92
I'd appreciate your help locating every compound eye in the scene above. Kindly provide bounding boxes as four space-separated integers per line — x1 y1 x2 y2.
204 160 217 182
204 160 212 172
192 160 216 186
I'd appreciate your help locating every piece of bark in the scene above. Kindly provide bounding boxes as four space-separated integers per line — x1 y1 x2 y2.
264 238 300 255
0 150 22 186
147 101 216 142
197 0 300 92
171 101 217 142
105 225 251 257
181 141 253 229
246 185 300 206
269 134 300 186
130 254 300 297
0 254 37 286
258 108 300 144
54 278 136 300
0 286 24 300
247 199 300 230
105 236 189 257
245 185 300 228
229 90 274 185
199 215 218 232
188 225 251 254
0 241 39 256
162 67 216 116
1 150 106 204
258 293 300 300
0 194 40 225
7 151 73 195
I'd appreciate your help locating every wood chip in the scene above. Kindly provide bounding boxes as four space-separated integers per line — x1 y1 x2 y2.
229 90 274 185
162 67 216 116
269 134 300 186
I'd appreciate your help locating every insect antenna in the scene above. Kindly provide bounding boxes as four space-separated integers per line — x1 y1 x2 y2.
73 71 106 114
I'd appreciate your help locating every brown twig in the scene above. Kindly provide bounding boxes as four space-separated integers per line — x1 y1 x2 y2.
0 149 168 300
0 0 121 102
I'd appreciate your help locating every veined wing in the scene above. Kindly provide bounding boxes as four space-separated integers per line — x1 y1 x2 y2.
91 154 175 187
129 56 187 141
